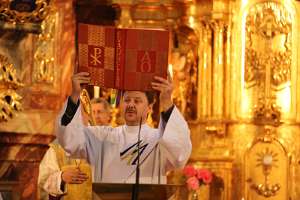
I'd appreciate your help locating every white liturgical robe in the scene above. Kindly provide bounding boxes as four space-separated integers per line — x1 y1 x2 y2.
56 102 192 184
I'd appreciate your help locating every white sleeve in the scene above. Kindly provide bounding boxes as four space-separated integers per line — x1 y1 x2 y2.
38 148 66 198
56 100 120 163
158 106 192 168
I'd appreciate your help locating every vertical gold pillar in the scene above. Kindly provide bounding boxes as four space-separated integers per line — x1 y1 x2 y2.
224 24 231 118
212 21 224 118
197 18 228 125
198 22 213 119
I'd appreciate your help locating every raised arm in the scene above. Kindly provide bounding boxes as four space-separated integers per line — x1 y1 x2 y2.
159 107 192 168
55 72 119 163
152 74 192 168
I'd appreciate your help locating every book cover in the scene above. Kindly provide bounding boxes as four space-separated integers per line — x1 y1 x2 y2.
77 23 169 91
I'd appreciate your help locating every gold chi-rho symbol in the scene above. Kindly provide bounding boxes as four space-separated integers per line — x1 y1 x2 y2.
90 47 102 66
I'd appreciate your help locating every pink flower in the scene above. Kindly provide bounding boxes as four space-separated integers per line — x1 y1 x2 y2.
183 165 197 177
197 169 212 184
186 176 199 191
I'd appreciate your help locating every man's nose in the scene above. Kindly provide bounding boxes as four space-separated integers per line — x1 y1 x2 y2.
127 102 136 109
127 103 134 108
127 100 134 106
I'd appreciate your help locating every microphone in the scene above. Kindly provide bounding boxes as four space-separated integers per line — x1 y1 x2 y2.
131 116 143 200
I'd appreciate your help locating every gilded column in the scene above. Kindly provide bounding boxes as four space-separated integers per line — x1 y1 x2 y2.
198 22 213 119
211 20 225 119
224 24 231 118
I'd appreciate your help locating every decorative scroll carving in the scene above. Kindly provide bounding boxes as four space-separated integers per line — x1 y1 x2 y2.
245 2 292 89
0 0 51 23
245 50 291 90
244 2 292 124
33 10 57 83
0 54 23 122
253 98 281 126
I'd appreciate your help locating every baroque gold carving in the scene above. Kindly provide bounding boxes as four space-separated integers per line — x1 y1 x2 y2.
171 25 198 119
33 10 57 83
245 2 292 89
256 126 277 143
246 126 289 199
253 98 281 126
245 2 292 124
0 0 51 23
245 50 291 90
248 135 282 198
0 54 23 122
205 122 226 136
250 146 281 197
80 89 96 126
251 128 281 197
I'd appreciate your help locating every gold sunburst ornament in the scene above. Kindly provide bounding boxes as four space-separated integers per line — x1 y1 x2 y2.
255 147 279 168
251 147 281 197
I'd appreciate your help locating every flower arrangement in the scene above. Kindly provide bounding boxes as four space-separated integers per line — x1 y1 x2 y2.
182 165 213 191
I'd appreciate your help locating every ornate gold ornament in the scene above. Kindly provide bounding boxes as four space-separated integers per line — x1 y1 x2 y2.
245 2 292 86
33 10 57 83
253 98 281 126
205 122 226 136
245 2 292 124
80 89 96 126
0 0 51 24
250 147 281 197
110 106 119 127
0 54 23 122
256 126 277 143
245 126 289 199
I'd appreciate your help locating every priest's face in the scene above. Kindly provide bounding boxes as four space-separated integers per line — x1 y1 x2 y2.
121 91 152 126
92 102 111 126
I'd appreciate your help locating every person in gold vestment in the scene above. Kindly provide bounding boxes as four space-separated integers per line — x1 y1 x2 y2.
38 98 111 200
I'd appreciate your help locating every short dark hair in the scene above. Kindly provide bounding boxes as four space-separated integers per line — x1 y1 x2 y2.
122 91 156 105
144 91 156 105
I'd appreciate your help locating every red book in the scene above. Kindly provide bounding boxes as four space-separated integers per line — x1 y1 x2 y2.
77 23 169 91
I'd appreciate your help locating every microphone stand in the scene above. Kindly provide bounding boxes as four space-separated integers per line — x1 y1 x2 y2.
132 117 142 200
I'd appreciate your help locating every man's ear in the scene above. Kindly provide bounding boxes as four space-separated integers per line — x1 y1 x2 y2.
147 103 153 113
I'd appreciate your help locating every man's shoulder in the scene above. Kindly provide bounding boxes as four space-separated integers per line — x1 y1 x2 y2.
144 125 160 138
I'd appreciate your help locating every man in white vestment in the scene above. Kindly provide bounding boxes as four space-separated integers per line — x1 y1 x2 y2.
38 98 111 199
56 72 192 184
